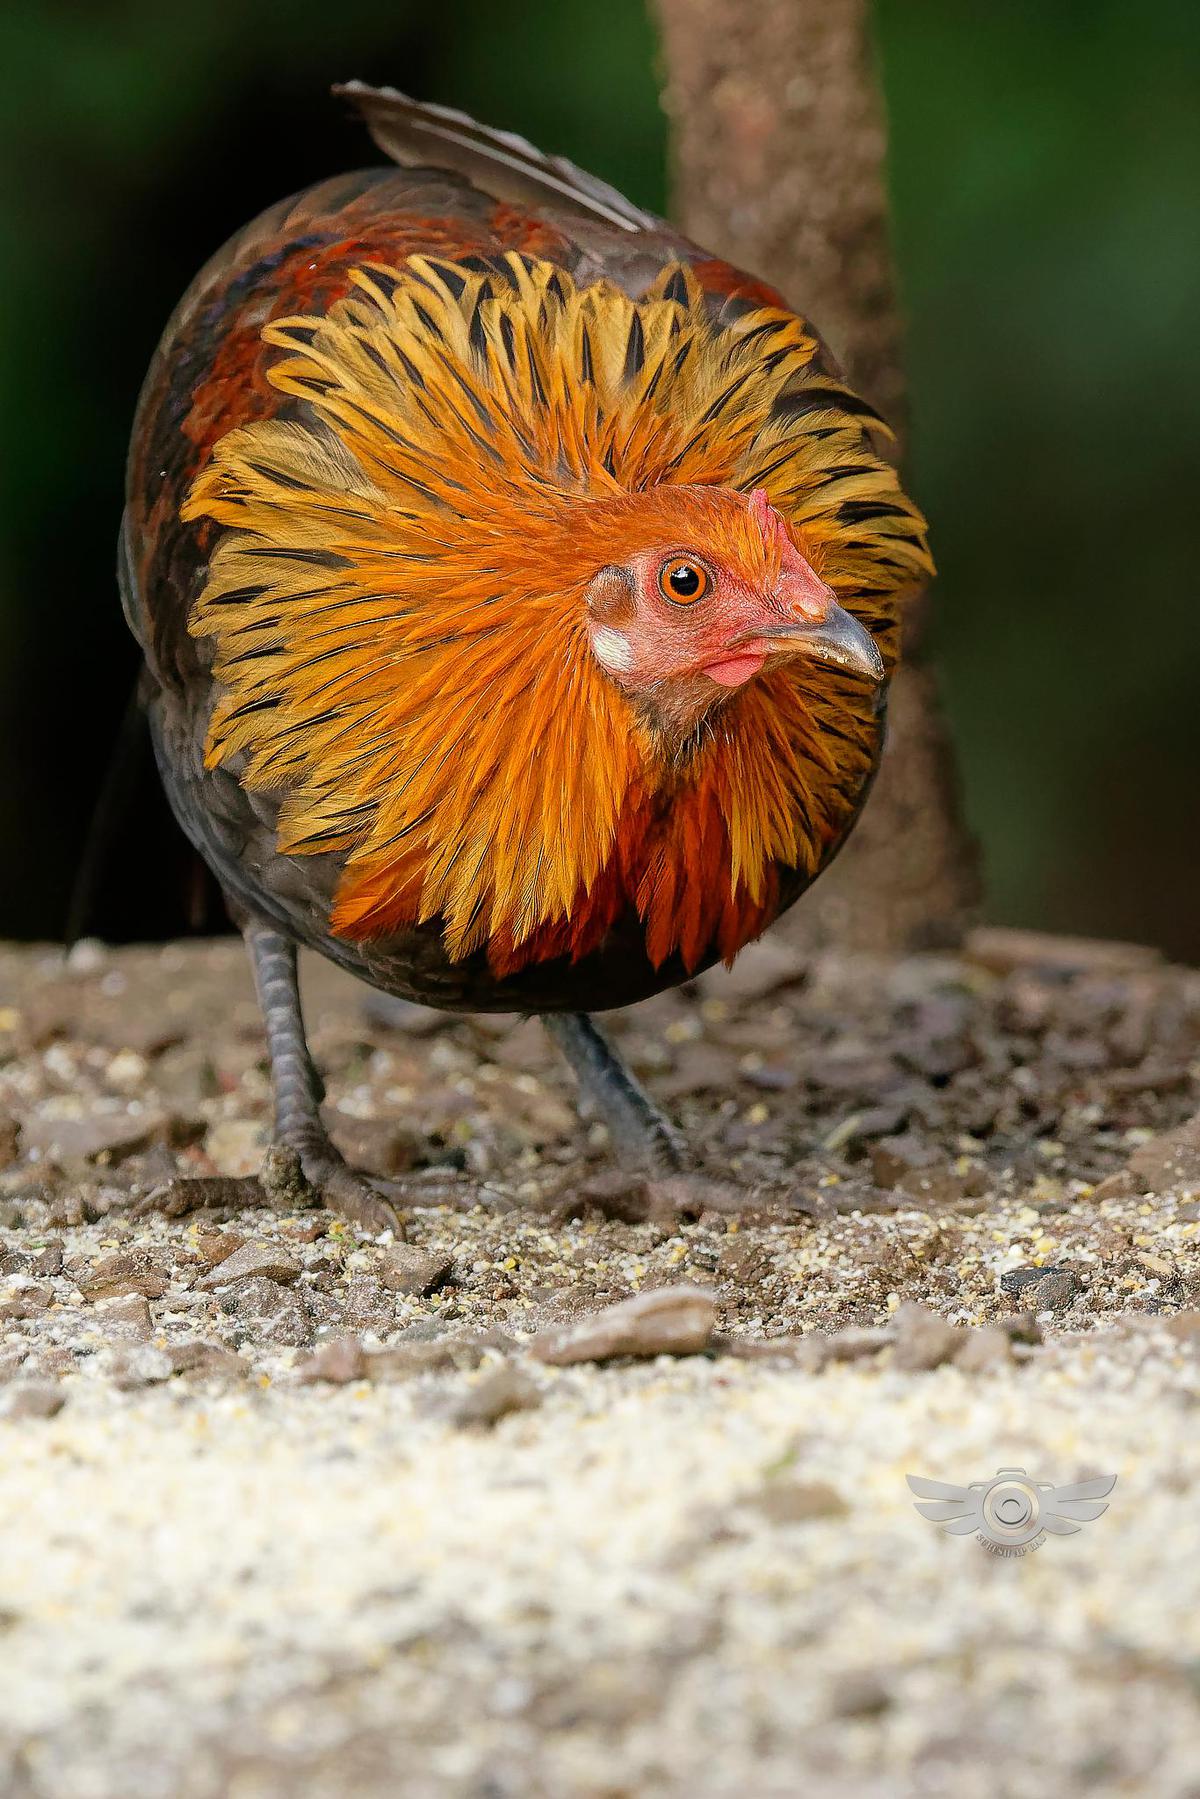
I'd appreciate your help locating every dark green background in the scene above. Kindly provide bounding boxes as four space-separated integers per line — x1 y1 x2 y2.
2 1 1196 953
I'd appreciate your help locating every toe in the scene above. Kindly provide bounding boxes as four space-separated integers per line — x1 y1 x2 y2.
318 1163 404 1236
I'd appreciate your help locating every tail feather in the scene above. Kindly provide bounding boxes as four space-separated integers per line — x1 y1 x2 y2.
335 81 658 235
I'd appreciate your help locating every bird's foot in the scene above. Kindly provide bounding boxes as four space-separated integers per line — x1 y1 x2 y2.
261 1141 403 1237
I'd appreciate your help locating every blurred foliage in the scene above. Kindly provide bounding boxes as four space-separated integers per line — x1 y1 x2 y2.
878 0 1200 955
0 1 1196 954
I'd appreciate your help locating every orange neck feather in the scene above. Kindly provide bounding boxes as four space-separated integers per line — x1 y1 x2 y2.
183 253 931 975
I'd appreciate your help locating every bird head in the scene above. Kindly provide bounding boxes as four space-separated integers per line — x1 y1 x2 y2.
582 484 883 743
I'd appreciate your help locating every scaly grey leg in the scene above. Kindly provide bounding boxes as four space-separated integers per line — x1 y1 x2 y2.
543 1011 686 1173
245 922 400 1233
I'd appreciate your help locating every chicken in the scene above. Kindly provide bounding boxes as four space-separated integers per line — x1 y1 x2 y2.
121 85 932 1229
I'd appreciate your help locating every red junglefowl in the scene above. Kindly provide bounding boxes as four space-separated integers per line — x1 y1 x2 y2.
121 85 932 1229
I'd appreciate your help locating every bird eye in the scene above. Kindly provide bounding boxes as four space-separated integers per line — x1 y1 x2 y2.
658 557 711 605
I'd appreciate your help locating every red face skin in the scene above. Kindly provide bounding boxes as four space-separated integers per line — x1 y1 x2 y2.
583 489 867 742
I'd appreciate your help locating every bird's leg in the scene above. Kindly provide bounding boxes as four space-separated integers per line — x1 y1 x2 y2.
543 1012 687 1174
245 922 400 1233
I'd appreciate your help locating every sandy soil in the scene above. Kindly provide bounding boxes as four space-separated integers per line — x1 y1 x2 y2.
1 927 1199 1797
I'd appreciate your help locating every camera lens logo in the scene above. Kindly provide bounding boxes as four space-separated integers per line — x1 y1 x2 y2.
906 1468 1116 1556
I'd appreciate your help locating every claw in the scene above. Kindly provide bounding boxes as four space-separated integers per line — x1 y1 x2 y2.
307 1158 404 1237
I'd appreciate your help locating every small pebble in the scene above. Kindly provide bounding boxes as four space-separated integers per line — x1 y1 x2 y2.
95 1294 154 1339
109 1346 174 1390
954 1327 1015 1372
197 1241 301 1290
0 1381 66 1421
295 1336 368 1385
751 1480 848 1524
443 1364 541 1428
1032 1271 1082 1311
890 1302 963 1373
378 1244 453 1296
531 1286 717 1366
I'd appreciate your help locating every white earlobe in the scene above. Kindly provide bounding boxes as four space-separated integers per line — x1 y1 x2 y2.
591 626 635 674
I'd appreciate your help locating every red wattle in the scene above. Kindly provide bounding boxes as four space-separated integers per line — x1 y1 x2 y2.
702 652 767 687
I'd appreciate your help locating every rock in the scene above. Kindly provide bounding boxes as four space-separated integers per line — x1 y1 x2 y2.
378 1245 453 1296
828 1672 892 1719
95 1294 154 1339
717 1238 770 1284
531 1286 717 1366
1001 1263 1071 1298
1124 1120 1200 1197
0 1115 18 1170
341 1276 399 1334
367 1343 455 1379
994 1312 1044 1345
104 1049 149 1091
0 1283 53 1320
216 1276 293 1319
196 1241 301 1290
43 1190 90 1228
954 1327 1015 1372
1165 1312 1200 1343
751 1480 848 1524
712 1326 891 1368
109 1346 174 1390
443 1365 541 1428
192 1230 247 1268
29 1241 63 1278
295 1336 368 1385
807 1327 893 1367
260 1303 315 1348
77 1250 169 1302
890 1302 963 1372
166 1340 249 1381
1032 1271 1082 1311
369 1334 507 1380
0 1381 66 1421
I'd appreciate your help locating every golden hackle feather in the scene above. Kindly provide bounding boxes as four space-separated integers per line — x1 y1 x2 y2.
183 254 932 972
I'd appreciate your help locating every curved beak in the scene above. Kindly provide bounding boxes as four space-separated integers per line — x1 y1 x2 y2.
754 601 885 684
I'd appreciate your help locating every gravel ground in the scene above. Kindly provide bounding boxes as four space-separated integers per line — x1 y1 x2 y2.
2 927 1200 1797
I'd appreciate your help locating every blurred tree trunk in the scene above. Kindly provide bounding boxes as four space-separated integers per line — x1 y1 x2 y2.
653 0 979 951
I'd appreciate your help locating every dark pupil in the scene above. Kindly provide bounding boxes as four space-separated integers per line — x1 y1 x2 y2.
669 563 702 597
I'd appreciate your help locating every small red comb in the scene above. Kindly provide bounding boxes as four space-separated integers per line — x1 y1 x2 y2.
748 486 788 549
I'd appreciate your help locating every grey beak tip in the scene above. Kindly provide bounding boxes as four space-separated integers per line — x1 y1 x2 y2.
764 603 886 684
